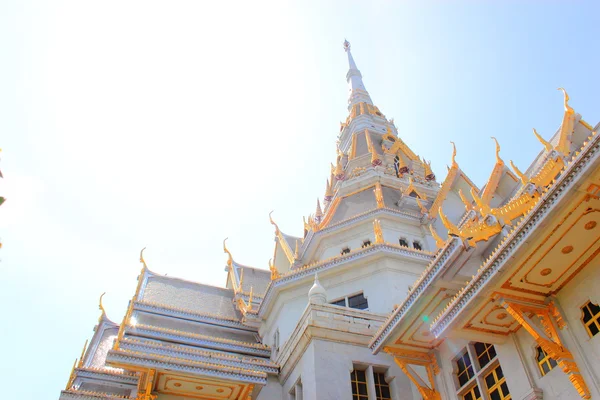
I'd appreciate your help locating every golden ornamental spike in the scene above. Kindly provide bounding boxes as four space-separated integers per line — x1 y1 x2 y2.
268 210 280 234
78 339 89 368
374 183 384 208
450 142 458 168
438 207 461 237
99 292 107 316
139 247 148 270
491 137 503 164
458 189 473 211
429 224 445 249
509 160 529 186
223 238 233 268
532 128 553 152
373 219 384 244
558 87 573 114
470 187 490 215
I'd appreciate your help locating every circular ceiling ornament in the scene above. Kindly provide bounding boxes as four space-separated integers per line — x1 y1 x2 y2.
497 312 508 320
585 221 597 230
540 268 552 276
561 245 574 254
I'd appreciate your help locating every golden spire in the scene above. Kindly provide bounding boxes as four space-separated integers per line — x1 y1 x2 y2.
509 160 529 185
315 199 323 219
429 224 445 249
374 182 384 208
458 189 473 211
325 179 333 201
334 158 344 180
491 137 503 164
450 142 458 168
223 238 233 268
373 219 384 244
533 128 553 152
438 207 461 237
269 259 280 280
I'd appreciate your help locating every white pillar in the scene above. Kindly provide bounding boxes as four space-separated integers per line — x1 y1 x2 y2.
366 365 377 400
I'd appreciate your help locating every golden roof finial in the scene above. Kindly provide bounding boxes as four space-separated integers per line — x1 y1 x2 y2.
438 207 461 237
558 87 574 114
491 137 502 164
99 292 107 316
373 219 384 244
268 210 280 234
429 224 445 249
450 142 458 168
532 128 553 152
223 238 233 268
509 160 529 185
139 247 148 270
315 199 323 218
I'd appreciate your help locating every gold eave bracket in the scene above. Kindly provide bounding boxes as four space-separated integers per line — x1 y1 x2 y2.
496 295 591 399
384 347 441 400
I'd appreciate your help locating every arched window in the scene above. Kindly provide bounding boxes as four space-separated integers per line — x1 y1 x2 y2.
341 247 351 255
536 346 557 376
399 238 408 247
362 239 372 248
581 300 600 337
413 241 422 251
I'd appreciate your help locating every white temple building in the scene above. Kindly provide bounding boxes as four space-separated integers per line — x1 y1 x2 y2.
60 40 600 400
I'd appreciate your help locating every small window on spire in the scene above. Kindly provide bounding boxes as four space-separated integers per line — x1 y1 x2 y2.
341 247 351 255
362 240 372 248
413 241 422 251
399 238 408 247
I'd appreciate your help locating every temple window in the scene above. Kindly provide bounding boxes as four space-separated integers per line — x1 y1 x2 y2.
474 342 496 369
454 343 509 400
273 329 280 357
536 346 557 376
289 378 303 400
341 247 351 255
374 372 391 400
351 369 369 400
350 366 391 400
581 300 600 337
412 241 422 250
456 350 474 387
394 156 400 177
399 238 408 247
484 365 510 400
462 385 482 400
331 292 368 310
408 191 418 198
362 239 372 248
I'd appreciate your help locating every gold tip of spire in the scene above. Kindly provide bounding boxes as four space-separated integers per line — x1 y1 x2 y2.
491 137 502 163
139 247 147 270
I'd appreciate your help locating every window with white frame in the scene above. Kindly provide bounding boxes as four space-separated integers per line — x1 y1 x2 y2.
330 292 368 310
453 342 511 400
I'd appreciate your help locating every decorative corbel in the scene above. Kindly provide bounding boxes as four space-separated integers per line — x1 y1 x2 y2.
384 347 441 400
498 295 591 399
136 369 157 400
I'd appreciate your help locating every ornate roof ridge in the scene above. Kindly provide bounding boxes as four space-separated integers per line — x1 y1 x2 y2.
430 128 600 337
61 389 134 399
120 337 277 367
125 324 270 350
109 347 267 378
134 300 245 325
75 366 136 377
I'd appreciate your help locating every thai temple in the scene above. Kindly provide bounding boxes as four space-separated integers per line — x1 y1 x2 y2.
60 41 600 400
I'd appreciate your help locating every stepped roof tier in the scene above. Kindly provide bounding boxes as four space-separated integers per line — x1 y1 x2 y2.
61 41 599 400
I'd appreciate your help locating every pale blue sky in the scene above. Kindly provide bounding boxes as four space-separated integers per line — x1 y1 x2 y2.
1 1 599 398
